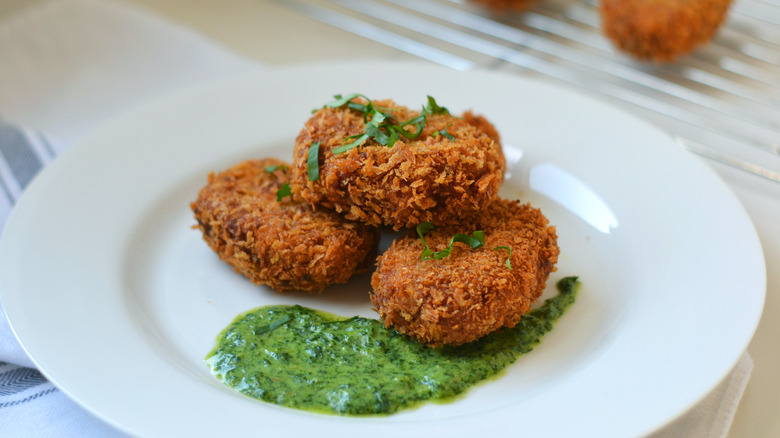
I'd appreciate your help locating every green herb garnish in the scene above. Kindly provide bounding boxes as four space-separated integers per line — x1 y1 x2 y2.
432 123 455 141
264 164 288 173
416 222 436 260
321 93 369 111
417 221 485 261
333 133 369 154
307 141 321 181
396 114 427 140
275 183 292 202
494 246 513 269
423 95 451 116
321 93 453 154
434 231 485 259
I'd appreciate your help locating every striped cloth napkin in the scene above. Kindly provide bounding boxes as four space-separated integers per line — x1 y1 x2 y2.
0 0 753 437
0 120 57 233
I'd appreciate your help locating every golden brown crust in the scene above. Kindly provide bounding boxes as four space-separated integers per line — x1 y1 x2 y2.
462 110 501 145
601 0 733 62
289 99 505 230
370 199 559 346
191 158 380 293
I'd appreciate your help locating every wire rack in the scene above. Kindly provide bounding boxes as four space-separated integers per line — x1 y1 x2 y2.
275 0 780 183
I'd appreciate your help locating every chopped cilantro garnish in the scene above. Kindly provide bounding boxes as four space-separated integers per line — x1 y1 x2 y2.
322 93 369 110
321 93 455 154
435 231 485 259
417 222 485 261
423 95 451 116
432 123 455 141
275 183 292 202
307 141 321 181
494 246 513 269
416 222 436 260
333 133 368 154
396 114 426 140
264 164 288 173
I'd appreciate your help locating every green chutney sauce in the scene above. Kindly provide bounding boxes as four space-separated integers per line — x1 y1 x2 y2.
206 276 579 415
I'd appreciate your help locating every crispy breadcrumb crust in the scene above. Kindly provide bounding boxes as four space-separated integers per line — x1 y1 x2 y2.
290 99 505 230
462 110 501 145
370 199 559 346
601 0 733 62
191 158 379 293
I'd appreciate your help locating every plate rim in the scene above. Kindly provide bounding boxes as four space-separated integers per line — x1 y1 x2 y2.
0 60 766 438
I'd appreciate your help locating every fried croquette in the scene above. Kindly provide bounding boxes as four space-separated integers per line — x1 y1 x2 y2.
191 158 380 293
370 199 559 346
290 98 505 230
601 0 733 62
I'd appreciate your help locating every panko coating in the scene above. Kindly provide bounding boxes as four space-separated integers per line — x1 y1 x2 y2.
290 96 505 230
601 0 733 62
370 199 559 346
462 110 501 145
191 158 380 293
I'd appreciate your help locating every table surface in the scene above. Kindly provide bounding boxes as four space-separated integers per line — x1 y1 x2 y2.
1 0 778 437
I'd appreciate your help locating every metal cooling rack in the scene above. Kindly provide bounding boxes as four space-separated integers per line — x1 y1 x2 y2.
275 0 780 183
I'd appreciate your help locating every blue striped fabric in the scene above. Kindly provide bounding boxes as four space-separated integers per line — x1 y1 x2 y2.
0 362 56 410
0 119 58 409
0 121 44 190
0 118 55 202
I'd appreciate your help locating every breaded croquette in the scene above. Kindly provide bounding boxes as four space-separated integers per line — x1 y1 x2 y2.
191 158 380 293
370 199 559 346
290 96 505 230
601 0 733 62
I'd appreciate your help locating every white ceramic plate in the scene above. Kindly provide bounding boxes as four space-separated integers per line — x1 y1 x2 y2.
0 62 765 437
